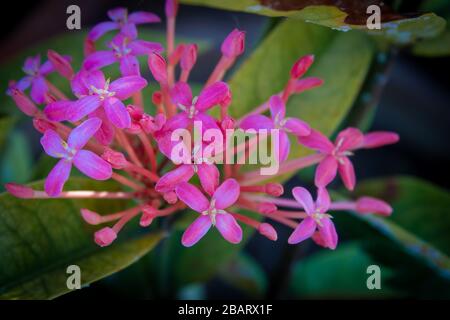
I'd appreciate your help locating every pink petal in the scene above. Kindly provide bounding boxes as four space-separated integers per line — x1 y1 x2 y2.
107 7 127 21
362 131 400 149
180 44 198 71
73 150 112 180
316 187 330 213
44 100 72 121
175 182 210 213
155 164 195 193
221 29 245 58
269 95 286 120
10 88 39 116
338 156 356 191
40 130 69 158
83 51 117 71
94 227 117 247
288 217 316 244
88 22 119 41
161 112 190 132
213 178 240 210
128 11 161 24
109 76 147 100
30 77 48 104
277 130 290 163
129 40 164 55
23 55 39 73
194 112 220 131
39 60 55 76
258 223 278 241
195 82 230 111
47 51 73 78
239 114 274 131
315 155 338 188
45 159 72 197
292 186 315 215
356 197 393 216
283 118 311 136
15 76 32 92
298 129 334 153
90 108 115 145
197 163 219 196
215 213 243 244
148 53 167 84
71 70 106 97
335 127 364 151
68 95 102 121
119 23 138 40
318 217 338 250
104 97 131 129
68 117 102 150
171 82 193 107
182 215 212 247
119 55 140 76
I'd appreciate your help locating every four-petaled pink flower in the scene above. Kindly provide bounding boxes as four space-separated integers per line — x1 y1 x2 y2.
240 95 311 162
175 179 242 247
88 7 160 42
40 118 113 197
83 34 164 76
288 187 337 249
299 127 399 190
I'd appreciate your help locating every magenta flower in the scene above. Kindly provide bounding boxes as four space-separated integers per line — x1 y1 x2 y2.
288 187 338 249
83 34 163 76
40 118 112 197
175 179 242 247
87 7 160 42
240 95 311 162
55 70 147 129
299 127 399 190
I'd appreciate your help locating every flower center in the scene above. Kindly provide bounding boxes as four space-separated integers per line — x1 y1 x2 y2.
201 199 226 225
332 137 353 163
90 79 115 100
311 211 332 227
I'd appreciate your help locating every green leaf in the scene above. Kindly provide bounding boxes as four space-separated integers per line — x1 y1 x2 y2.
1 130 33 187
0 117 16 151
290 242 398 298
228 19 373 181
180 0 446 44
0 178 164 299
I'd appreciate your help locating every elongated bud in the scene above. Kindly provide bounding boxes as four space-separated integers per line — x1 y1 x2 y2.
81 208 102 225
220 90 232 108
84 39 96 56
180 44 197 71
265 183 284 197
94 227 117 247
152 91 163 106
290 55 314 79
259 223 278 241
33 118 56 133
102 148 128 169
140 205 157 227
362 132 399 149
5 183 34 199
48 50 73 79
356 197 392 216
293 77 324 94
165 0 178 18
163 191 178 204
169 44 185 65
10 88 39 116
221 29 245 58
221 116 235 130
148 53 168 85
258 202 277 214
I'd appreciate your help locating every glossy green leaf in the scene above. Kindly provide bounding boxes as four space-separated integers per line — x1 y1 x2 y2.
180 0 446 44
1 131 33 187
0 178 164 299
0 117 16 150
290 242 398 298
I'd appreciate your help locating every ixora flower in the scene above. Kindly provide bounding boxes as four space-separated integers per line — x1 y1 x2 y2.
176 179 242 247
5 0 398 251
299 128 399 190
40 118 112 196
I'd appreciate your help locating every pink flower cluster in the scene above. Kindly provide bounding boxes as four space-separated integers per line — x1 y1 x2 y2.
5 0 399 250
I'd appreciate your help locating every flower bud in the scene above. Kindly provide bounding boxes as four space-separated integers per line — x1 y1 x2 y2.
163 191 178 204
140 205 157 227
290 55 314 79
5 183 34 199
10 88 39 116
169 44 185 65
259 223 278 241
180 44 198 71
80 209 102 225
221 116 235 130
94 227 117 247
102 148 128 169
258 202 277 214
221 29 245 58
148 53 168 85
292 77 324 94
48 50 73 79
152 91 163 105
356 197 392 216
265 183 284 197
362 132 400 149
33 118 56 133
165 0 178 18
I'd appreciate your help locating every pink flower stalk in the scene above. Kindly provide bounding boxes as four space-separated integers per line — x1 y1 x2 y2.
176 179 242 247
299 127 399 190
241 95 311 162
5 2 398 250
288 187 338 249
40 118 112 196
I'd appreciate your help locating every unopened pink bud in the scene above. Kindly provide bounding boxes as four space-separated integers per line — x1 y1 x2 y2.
148 53 168 85
152 91 163 105
165 0 178 18
221 29 245 58
84 39 96 56
362 132 400 149
94 227 117 247
169 44 185 65
258 202 277 214
81 208 102 225
221 116 235 130
356 196 392 216
33 118 56 133
102 148 128 169
163 191 178 204
265 183 284 197
5 183 34 199
180 44 198 71
10 88 39 116
292 77 324 94
140 205 157 227
290 55 314 79
220 90 232 108
48 50 73 79
259 223 278 241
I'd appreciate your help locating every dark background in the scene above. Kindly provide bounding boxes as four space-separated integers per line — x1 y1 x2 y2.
1 0 449 299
